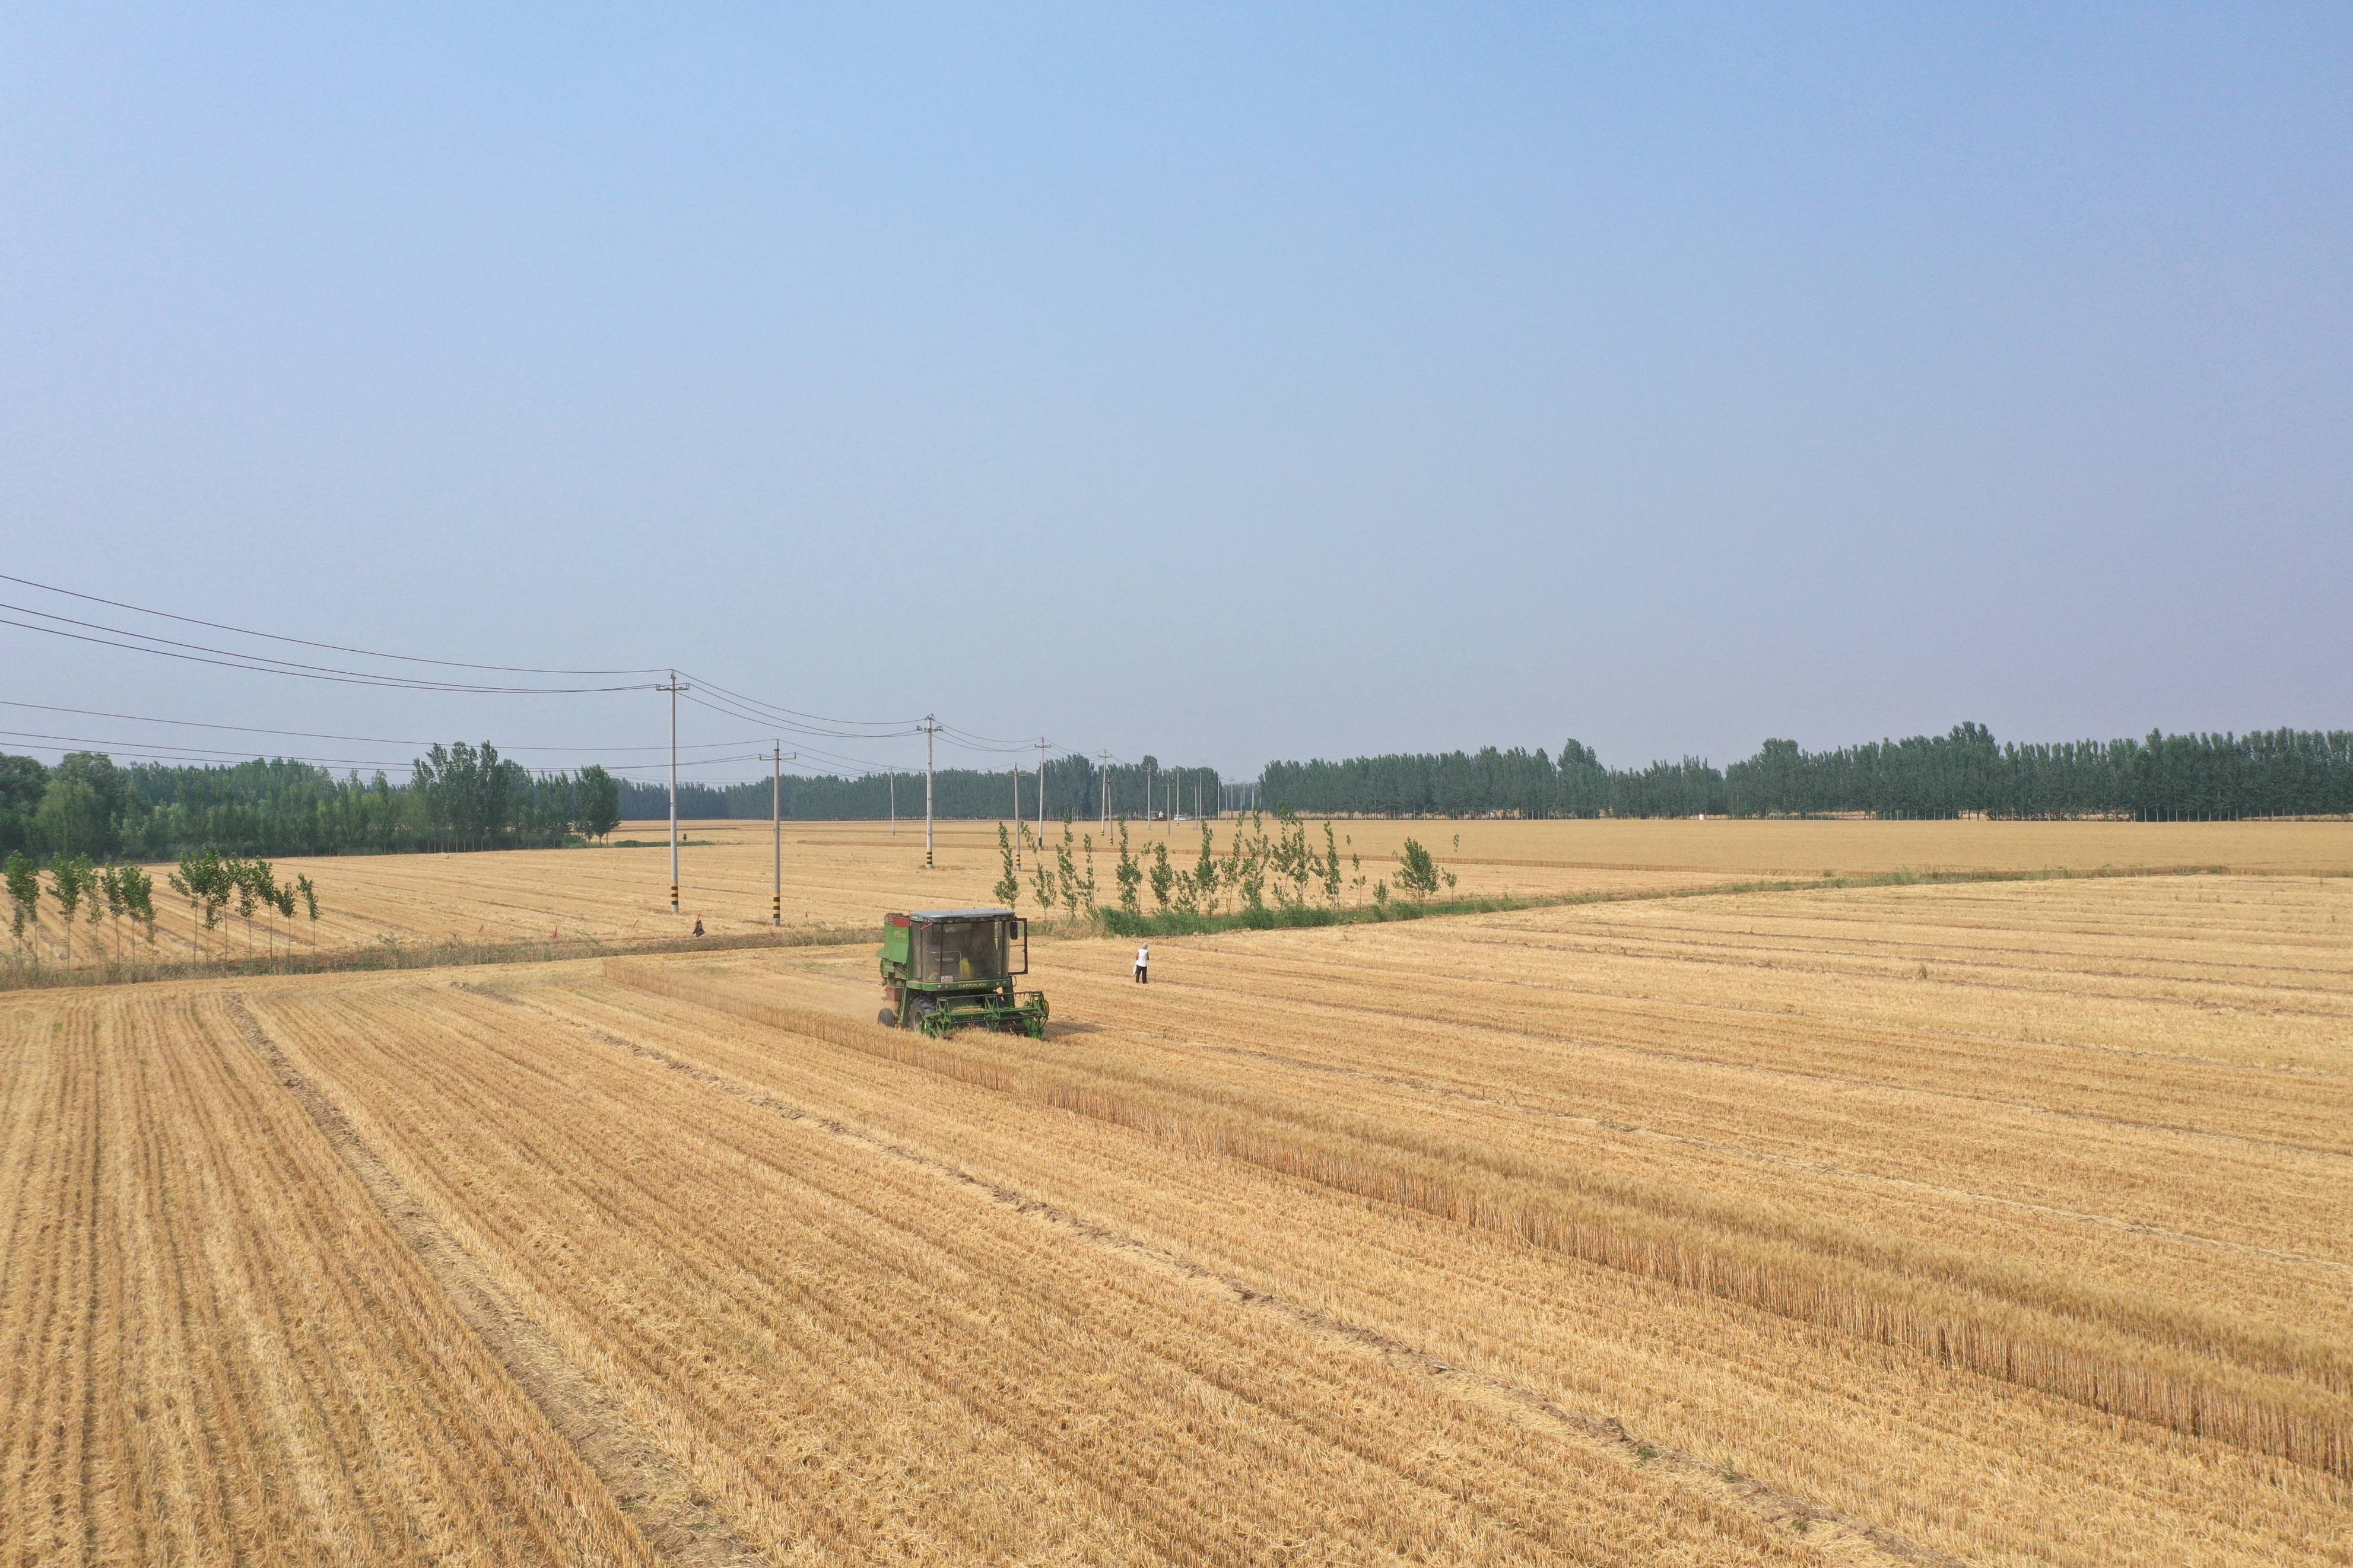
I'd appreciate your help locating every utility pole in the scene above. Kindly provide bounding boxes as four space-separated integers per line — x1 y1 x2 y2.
1012 766 1021 867
657 672 690 912
1098 750 1114 826
890 774 896 834
771 742 783 927
922 715 938 869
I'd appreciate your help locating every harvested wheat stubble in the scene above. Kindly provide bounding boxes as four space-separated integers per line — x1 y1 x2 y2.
0 987 654 1567
605 956 2350 1480
5 857 2350 1567
244 973 1829 1566
577 873 2349 1564
566 961 2349 1568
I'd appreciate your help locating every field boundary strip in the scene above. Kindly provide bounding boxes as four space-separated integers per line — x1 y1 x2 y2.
531 989 1969 1568
604 962 2353 1481
219 992 769 1568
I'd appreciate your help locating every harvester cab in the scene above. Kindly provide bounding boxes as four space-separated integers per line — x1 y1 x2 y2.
877 907 1049 1038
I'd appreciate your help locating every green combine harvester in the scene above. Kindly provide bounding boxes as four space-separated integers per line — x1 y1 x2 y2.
876 907 1049 1038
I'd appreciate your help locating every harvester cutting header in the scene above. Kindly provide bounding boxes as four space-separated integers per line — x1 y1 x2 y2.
877 907 1049 1038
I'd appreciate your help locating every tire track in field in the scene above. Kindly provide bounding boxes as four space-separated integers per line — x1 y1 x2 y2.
542 995 1965 1568
221 994 766 1568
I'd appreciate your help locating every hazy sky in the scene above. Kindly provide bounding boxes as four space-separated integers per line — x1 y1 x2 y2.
4 5 2348 784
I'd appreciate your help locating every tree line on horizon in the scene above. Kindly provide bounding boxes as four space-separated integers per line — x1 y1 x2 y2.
617 755 1225 825
0 742 1221 862
0 745 625 862
1259 724 2353 820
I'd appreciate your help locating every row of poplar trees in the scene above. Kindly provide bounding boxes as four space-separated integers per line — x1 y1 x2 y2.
0 747 625 861
1260 726 2353 819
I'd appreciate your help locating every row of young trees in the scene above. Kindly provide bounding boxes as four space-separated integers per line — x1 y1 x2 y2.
5 851 157 965
0 748 625 861
1260 726 2353 819
986 810 1457 927
2 845 324 970
618 756 1227 825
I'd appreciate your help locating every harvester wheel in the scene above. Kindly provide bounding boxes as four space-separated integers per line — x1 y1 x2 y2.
876 1007 897 1029
907 995 940 1036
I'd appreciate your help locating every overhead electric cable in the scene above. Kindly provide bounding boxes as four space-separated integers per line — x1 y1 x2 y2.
0 734 770 777
936 729 1037 754
0 727 769 768
0 571 669 675
0 610 655 694
938 721 1034 748
677 672 925 731
677 690 922 742
0 701 766 753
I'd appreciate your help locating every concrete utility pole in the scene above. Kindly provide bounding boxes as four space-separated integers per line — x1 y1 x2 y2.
922 715 938 869
1012 766 1021 867
657 672 690 912
1098 751 1114 826
771 743 783 927
889 774 895 834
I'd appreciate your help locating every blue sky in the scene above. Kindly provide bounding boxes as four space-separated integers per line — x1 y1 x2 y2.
2 5 2347 781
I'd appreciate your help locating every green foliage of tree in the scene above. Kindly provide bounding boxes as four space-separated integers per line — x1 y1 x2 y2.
574 765 623 841
993 825 1021 910
5 850 38 951
0 755 46 856
1231 813 1268 913
1055 824 1081 921
1190 825 1219 915
45 853 95 962
172 848 233 933
1258 724 2353 820
1148 839 1174 912
97 864 125 963
1395 838 1441 903
36 778 112 858
119 864 158 952
1113 820 1142 915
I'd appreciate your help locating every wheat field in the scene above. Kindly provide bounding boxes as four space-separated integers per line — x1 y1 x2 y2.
3 827 2350 1564
22 815 2353 971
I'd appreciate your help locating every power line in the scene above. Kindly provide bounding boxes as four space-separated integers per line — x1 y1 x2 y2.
678 672 925 732
0 699 766 753
678 689 924 742
0 571 669 675
0 736 763 776
936 721 1034 750
0 609 655 694
935 729 1037 755
0 727 773 772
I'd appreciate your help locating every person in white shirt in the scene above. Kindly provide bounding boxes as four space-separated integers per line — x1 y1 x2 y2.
1134 943 1149 984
